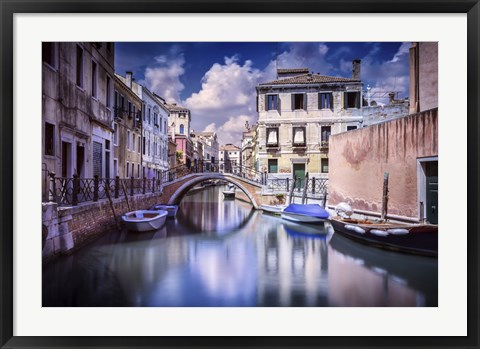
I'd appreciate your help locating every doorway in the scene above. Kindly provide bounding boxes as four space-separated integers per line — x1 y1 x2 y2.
61 141 72 178
293 163 305 191
425 161 438 224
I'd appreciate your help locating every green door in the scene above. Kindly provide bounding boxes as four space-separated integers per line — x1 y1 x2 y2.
426 161 438 224
293 164 305 190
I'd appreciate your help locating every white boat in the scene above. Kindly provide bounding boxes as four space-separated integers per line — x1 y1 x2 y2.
150 204 178 218
121 210 168 232
223 184 236 199
281 203 330 224
260 204 287 215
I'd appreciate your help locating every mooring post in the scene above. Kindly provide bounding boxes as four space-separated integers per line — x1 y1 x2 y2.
381 172 389 221
48 172 56 202
72 174 79 206
114 176 120 199
93 175 99 202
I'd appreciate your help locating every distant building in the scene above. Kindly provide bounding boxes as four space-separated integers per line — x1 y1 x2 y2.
168 138 177 169
167 103 193 167
219 144 241 174
42 42 115 198
241 127 255 169
113 73 142 179
191 131 219 171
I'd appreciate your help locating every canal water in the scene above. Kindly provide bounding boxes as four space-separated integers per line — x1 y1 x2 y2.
42 185 438 307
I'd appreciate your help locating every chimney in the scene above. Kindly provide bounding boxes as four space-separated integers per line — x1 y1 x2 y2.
352 59 361 80
126 71 133 88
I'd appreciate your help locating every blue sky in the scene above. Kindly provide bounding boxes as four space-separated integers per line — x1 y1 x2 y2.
115 42 410 145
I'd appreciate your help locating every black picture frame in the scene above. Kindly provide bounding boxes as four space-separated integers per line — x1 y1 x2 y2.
1 1 479 348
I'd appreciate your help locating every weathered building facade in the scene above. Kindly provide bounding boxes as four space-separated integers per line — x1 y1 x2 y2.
113 73 142 179
42 42 115 178
328 42 438 223
42 42 115 196
192 131 219 171
255 65 364 183
219 144 241 174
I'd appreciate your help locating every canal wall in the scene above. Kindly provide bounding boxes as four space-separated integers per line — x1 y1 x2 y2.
328 108 438 221
42 192 164 263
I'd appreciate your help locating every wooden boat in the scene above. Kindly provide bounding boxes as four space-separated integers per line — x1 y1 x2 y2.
281 203 329 224
151 204 178 218
329 216 438 257
223 184 236 199
259 204 287 215
121 210 168 232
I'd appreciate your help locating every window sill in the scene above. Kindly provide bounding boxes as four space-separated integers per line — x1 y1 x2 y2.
75 85 85 92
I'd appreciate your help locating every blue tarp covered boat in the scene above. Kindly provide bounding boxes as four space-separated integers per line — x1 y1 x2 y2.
281 203 329 224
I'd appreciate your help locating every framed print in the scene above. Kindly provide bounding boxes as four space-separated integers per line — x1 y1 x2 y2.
1 0 479 348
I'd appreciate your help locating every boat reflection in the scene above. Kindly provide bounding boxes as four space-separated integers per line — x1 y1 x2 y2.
328 233 438 306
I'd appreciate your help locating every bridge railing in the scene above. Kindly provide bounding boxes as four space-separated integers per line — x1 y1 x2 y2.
264 175 328 198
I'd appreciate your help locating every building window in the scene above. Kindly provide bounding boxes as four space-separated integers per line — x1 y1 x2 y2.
180 124 185 134
132 133 135 152
266 128 278 147
344 91 361 109
347 125 357 131
319 93 333 110
127 130 130 150
148 139 150 156
113 123 118 145
138 136 141 153
126 162 129 177
292 93 305 110
321 126 331 147
106 76 111 107
76 45 83 88
113 159 118 177
268 159 278 173
91 61 97 98
44 122 55 156
143 103 146 121
143 136 146 155
267 94 278 110
42 42 55 67
131 163 135 178
128 101 132 118
321 158 329 173
137 164 140 178
148 108 151 124
292 127 306 146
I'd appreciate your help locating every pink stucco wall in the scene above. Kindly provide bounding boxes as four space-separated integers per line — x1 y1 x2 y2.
328 108 438 220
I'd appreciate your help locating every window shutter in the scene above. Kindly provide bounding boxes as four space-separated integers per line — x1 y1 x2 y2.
291 94 295 110
264 95 268 112
344 92 348 109
277 95 281 114
329 93 334 110
303 94 307 110
356 92 361 109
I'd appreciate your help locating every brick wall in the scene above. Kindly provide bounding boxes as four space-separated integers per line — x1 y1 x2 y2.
42 191 164 263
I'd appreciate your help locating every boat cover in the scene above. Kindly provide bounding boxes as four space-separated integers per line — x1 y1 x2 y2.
283 204 329 219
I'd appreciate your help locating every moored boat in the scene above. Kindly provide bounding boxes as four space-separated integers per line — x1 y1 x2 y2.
150 204 178 218
260 204 287 215
223 184 236 199
329 216 438 257
281 203 329 224
121 210 168 232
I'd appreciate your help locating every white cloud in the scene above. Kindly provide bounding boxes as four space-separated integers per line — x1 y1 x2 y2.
144 47 186 103
357 43 411 101
202 115 255 146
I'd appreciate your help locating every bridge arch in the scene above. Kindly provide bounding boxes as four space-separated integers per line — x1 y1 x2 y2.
167 174 260 209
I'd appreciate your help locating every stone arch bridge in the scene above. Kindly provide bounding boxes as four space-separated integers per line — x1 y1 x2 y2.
159 173 265 209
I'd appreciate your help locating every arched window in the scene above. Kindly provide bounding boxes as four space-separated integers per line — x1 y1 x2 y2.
179 124 185 134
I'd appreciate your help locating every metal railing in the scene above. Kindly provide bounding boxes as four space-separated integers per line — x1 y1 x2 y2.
43 162 329 206
45 173 163 206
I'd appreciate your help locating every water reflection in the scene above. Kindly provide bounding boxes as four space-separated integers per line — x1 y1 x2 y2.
42 186 437 307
